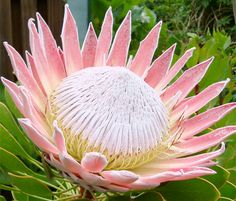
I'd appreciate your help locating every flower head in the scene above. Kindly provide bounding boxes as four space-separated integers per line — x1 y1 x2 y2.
2 5 236 192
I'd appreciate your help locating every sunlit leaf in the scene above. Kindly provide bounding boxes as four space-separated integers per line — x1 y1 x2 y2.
0 103 35 155
0 147 34 175
0 124 33 160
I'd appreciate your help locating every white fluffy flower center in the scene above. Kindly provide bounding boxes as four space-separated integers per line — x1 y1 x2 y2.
49 67 170 169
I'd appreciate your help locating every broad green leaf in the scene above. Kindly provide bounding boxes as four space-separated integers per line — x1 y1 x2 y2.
0 196 6 201
203 166 230 188
186 37 200 67
199 38 217 61
218 135 236 169
4 89 22 119
215 109 236 128
9 173 52 200
12 191 49 201
0 103 35 154
0 124 32 160
228 170 236 185
199 56 231 91
219 181 236 199
0 167 11 185
0 147 33 175
0 83 5 103
156 178 220 201
0 147 58 188
212 31 231 51
197 32 232 92
12 190 46 201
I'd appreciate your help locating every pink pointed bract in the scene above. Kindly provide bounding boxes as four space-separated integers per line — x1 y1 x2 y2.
2 4 236 192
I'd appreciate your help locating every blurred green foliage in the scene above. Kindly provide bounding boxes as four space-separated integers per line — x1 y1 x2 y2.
89 0 236 105
89 0 236 47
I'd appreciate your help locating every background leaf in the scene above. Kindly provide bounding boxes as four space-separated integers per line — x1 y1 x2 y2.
9 173 52 200
156 178 220 201
0 103 35 155
203 166 230 188
219 181 236 200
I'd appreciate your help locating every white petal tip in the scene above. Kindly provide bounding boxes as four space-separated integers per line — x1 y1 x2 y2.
3 41 8 47
1 76 6 82
225 78 231 84
190 47 196 50
28 18 35 24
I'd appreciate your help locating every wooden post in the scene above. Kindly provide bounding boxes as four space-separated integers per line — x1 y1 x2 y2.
21 0 37 53
0 0 14 80
232 0 236 24
0 0 66 80
47 0 65 47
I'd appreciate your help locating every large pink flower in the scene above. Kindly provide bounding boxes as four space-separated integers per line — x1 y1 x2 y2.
2 5 236 192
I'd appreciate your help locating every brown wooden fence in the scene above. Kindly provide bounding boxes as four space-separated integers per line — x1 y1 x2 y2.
0 0 66 80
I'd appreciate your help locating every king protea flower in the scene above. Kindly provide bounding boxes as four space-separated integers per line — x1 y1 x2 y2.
2 5 236 192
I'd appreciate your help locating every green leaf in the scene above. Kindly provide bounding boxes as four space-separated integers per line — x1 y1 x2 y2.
0 103 35 155
0 196 6 201
203 166 230 188
215 109 236 128
218 135 236 169
186 38 200 67
0 123 32 160
228 170 236 185
199 56 231 91
0 83 6 103
0 167 11 185
0 147 57 187
156 178 220 201
12 191 39 201
219 181 236 199
0 147 34 175
9 173 52 200
212 31 231 51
